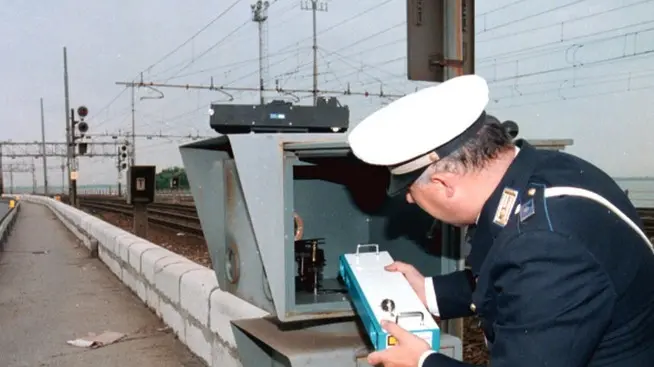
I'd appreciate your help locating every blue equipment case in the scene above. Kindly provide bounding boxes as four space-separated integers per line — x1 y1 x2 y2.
339 244 441 351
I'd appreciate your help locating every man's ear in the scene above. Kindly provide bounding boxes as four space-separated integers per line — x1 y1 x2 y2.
430 171 456 198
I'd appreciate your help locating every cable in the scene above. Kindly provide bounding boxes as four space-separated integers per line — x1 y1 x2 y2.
88 1 245 125
491 69 654 101
286 20 654 89
490 82 654 110
147 0 298 82
322 49 407 95
478 0 654 43
162 46 306 82
228 21 404 87
478 0 531 17
161 20 252 83
139 0 244 75
478 0 590 34
274 0 397 54
478 20 654 63
489 47 654 84
87 87 129 122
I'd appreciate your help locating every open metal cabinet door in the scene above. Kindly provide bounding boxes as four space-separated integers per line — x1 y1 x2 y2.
231 316 463 367
231 316 369 367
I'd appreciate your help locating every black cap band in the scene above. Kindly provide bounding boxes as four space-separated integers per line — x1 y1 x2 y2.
386 111 488 196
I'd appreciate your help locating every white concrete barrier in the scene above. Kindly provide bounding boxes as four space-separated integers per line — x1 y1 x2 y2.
15 195 268 367
0 198 20 248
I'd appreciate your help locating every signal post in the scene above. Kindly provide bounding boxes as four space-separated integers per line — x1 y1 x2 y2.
127 165 156 238
69 105 90 207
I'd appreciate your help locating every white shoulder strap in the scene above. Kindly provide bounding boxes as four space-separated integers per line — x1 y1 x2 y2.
543 187 654 253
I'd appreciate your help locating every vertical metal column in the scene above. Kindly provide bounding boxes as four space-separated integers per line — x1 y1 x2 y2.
131 85 136 166
251 0 270 105
63 47 72 199
9 168 13 194
301 0 328 106
31 161 36 194
40 98 49 195
60 159 65 194
133 203 149 238
0 145 4 195
441 0 476 341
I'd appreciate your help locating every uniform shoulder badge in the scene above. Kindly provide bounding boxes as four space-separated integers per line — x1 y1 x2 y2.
493 187 518 227
519 198 536 222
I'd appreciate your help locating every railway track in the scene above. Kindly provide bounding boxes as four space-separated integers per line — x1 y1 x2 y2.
636 208 654 238
79 195 654 239
78 198 203 236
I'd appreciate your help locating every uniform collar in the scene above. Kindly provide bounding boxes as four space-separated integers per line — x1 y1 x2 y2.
467 139 539 273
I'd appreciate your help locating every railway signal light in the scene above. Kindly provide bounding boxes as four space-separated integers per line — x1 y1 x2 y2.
77 106 89 119
118 144 129 171
78 121 89 134
71 105 90 143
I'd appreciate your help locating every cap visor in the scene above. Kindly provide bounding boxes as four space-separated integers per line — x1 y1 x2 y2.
386 168 425 197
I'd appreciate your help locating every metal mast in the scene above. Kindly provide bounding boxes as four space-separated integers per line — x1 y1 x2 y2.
252 0 270 105
63 47 71 196
301 0 328 106
40 98 49 195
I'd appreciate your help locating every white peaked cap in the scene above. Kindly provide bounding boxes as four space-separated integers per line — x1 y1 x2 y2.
347 74 490 195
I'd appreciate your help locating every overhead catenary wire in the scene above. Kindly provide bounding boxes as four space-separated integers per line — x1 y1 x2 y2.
477 0 654 43
87 0 247 130
489 46 654 83
479 19 654 63
273 0 397 55
140 0 245 76
258 16 654 94
477 0 591 34
477 0 530 17
87 0 654 151
145 0 297 82
115 1 407 107
223 21 404 88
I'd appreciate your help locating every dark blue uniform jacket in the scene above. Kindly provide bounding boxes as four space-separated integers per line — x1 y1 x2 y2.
424 140 654 367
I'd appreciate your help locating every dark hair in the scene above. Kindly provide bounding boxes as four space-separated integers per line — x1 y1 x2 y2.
431 115 514 174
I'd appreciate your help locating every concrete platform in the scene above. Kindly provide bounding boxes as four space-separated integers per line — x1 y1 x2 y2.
0 202 205 367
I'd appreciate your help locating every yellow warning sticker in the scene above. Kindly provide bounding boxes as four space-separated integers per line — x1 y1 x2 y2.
387 335 397 346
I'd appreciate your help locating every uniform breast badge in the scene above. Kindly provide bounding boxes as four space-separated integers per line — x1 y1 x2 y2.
520 198 536 222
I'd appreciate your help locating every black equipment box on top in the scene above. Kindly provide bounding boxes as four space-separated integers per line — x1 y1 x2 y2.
209 97 350 134
127 165 156 204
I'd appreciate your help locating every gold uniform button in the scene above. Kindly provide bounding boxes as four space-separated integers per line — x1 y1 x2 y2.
470 303 477 312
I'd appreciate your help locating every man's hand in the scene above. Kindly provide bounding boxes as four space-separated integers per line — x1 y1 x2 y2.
385 261 427 306
367 320 431 367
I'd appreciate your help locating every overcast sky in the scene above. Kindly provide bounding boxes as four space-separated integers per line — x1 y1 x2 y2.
1 0 654 187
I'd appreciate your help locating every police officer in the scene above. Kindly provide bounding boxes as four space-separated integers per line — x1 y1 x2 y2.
347 75 654 367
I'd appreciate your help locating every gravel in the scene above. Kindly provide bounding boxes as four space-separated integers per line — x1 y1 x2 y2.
90 211 212 268
463 316 490 365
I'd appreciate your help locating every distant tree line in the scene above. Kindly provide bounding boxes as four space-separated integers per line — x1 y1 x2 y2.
155 166 189 190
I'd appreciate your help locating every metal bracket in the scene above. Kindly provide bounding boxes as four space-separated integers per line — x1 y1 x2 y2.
429 54 464 68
